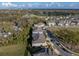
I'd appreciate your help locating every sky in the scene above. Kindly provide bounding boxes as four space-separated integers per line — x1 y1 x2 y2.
0 2 79 9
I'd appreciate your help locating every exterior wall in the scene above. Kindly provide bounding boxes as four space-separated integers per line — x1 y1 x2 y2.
48 22 55 27
65 23 69 26
32 43 44 47
34 23 45 28
58 23 63 26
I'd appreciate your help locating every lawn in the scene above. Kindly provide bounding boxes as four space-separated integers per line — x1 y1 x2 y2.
49 27 79 53
0 44 27 56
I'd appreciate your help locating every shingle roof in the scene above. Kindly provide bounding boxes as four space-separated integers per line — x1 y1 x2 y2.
32 28 46 44
32 32 45 43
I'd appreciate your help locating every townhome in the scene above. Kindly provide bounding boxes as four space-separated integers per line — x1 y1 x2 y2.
32 23 53 56
34 22 45 29
70 20 78 26
47 21 56 27
58 20 64 27
32 23 46 47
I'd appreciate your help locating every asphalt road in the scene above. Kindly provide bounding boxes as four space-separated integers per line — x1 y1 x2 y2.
46 30 73 56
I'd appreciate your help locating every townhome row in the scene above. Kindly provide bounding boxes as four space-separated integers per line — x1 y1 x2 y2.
47 20 79 27
32 23 53 56
46 15 79 27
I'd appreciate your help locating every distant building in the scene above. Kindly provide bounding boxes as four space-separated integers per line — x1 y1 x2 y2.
13 21 22 31
45 17 50 21
34 23 45 28
48 22 56 27
77 21 79 25
3 34 8 38
47 20 56 27
0 28 12 38
65 20 70 27
65 23 69 26
0 28 8 38
60 16 63 19
13 26 22 31
58 21 65 27
58 23 63 26
70 20 78 26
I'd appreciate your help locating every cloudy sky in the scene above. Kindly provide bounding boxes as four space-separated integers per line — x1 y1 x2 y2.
0 2 79 9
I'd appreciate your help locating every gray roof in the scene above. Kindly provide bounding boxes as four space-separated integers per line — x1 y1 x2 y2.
32 28 46 44
32 33 45 43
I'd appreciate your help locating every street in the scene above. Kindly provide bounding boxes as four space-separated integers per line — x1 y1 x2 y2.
46 30 73 56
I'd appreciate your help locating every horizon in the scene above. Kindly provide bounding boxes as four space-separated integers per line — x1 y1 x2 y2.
0 2 79 9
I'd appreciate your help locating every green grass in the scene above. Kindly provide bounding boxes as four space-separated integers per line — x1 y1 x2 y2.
0 44 27 56
50 27 79 53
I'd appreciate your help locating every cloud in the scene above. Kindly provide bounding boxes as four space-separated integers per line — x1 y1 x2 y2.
49 2 78 9
69 3 77 7
27 3 33 7
46 2 63 8
2 2 18 7
1 2 74 9
1 2 79 9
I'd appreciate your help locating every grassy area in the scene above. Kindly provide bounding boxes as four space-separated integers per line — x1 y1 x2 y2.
0 26 31 56
0 44 27 56
49 27 79 53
